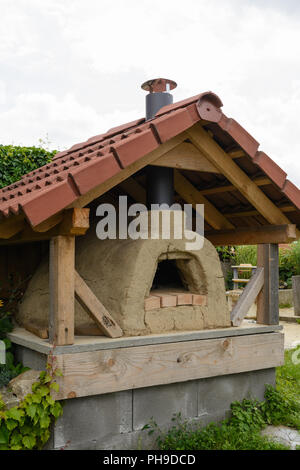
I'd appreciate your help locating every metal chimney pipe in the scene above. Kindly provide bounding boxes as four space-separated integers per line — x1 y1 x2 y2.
141 79 177 208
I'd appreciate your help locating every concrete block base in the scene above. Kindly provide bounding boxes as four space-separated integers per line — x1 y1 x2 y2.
45 368 275 450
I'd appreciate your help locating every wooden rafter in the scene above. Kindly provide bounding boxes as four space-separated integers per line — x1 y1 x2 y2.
224 205 296 219
174 170 234 230
199 177 271 196
119 178 146 204
228 149 247 159
187 124 293 227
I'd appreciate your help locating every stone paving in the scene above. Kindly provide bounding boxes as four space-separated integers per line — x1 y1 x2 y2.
261 425 300 450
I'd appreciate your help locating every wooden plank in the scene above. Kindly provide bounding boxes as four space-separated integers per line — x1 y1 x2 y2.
257 244 279 325
74 271 123 338
8 324 283 355
152 142 221 173
0 216 24 239
70 133 188 209
206 224 297 245
49 235 75 345
231 268 264 326
199 177 271 196
228 149 247 159
224 204 295 218
52 332 284 399
23 322 49 339
174 170 234 230
187 124 292 226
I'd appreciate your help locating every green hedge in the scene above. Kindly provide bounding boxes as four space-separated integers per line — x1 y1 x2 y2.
0 145 56 189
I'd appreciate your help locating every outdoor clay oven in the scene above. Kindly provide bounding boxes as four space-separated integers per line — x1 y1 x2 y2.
17 210 230 336
1 78 297 449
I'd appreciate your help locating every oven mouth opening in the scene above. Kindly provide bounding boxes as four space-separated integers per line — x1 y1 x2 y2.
151 259 188 293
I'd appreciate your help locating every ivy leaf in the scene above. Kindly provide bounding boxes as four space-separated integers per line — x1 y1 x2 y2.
5 419 18 431
46 395 55 406
50 382 59 393
50 402 63 419
22 434 36 449
26 404 37 420
40 414 50 429
0 424 9 444
6 408 24 422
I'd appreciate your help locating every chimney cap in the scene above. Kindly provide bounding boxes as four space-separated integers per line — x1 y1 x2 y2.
141 78 177 93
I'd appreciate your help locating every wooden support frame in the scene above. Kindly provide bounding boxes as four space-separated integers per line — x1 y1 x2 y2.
257 244 279 325
187 124 292 226
49 235 75 345
174 170 234 230
75 271 123 338
231 268 264 326
206 224 297 245
0 208 90 245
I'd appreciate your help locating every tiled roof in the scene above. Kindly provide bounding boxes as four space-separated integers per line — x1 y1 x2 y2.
0 91 299 227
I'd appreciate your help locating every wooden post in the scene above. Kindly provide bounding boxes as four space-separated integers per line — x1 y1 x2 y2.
257 244 279 325
49 235 75 345
292 275 300 315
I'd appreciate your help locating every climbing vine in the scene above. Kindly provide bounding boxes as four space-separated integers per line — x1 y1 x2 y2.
0 351 63 450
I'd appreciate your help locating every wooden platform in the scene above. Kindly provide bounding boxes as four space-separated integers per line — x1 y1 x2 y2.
9 322 284 401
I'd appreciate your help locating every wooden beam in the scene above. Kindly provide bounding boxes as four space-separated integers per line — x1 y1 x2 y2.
52 332 284 399
199 177 271 196
187 125 292 226
119 178 146 204
59 208 90 235
75 271 123 338
228 149 247 159
231 268 264 326
206 224 296 245
23 321 49 339
70 133 188 209
152 142 221 173
257 244 279 325
0 208 90 245
49 235 75 345
174 170 234 230
0 215 24 239
224 205 296 218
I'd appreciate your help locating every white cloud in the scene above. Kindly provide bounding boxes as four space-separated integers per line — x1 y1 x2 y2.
1 0 300 186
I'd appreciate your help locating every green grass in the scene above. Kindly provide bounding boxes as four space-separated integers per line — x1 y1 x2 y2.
144 346 300 450
279 302 292 309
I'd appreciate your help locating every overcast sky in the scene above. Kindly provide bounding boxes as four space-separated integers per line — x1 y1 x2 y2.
1 0 300 185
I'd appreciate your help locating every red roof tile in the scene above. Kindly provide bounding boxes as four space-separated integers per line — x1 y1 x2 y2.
0 90 299 227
